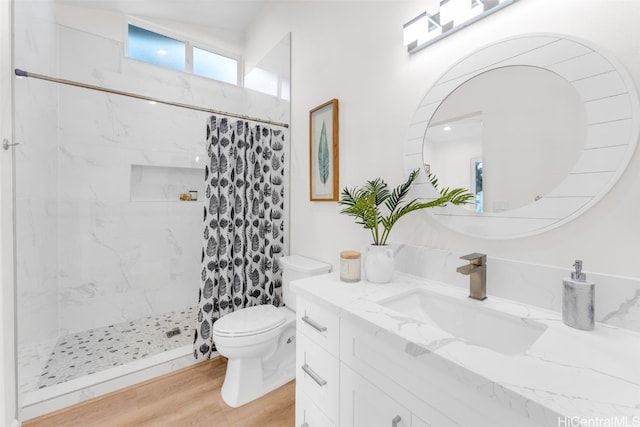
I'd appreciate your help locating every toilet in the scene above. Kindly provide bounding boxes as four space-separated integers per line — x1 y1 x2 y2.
212 255 331 407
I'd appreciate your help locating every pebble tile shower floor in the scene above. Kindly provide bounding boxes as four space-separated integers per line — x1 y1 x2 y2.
38 307 196 389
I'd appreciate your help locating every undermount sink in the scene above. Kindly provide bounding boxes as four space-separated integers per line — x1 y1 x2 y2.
379 288 547 355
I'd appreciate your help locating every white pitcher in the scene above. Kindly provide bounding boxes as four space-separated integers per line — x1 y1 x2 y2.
363 245 394 283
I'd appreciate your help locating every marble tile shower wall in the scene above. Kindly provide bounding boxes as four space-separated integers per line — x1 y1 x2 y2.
56 85 205 334
54 26 288 335
394 244 640 333
55 27 205 335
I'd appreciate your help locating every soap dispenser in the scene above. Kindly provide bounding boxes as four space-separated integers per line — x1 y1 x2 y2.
562 260 595 330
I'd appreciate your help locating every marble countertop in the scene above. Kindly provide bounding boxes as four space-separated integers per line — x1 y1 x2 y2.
291 272 640 425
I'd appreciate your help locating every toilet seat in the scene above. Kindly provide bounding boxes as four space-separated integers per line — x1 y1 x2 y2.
214 305 286 337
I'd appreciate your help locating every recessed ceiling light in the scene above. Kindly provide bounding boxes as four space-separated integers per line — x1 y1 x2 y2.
443 125 452 131
156 49 167 55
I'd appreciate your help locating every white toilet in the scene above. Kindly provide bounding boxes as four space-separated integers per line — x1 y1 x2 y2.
212 255 331 407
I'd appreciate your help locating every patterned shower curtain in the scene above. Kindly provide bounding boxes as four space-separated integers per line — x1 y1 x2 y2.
194 115 286 360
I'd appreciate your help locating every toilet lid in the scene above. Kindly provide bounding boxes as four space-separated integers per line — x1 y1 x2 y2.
213 305 286 337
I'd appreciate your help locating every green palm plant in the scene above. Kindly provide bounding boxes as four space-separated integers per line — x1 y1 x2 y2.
338 169 473 246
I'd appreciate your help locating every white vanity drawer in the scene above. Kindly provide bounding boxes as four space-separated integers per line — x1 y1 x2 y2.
296 331 339 424
340 363 411 427
295 388 336 427
296 296 340 357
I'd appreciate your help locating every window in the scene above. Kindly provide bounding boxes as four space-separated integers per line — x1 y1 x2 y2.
193 47 237 85
126 23 239 85
127 25 185 72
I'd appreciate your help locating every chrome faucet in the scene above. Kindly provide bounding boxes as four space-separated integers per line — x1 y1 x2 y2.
456 253 487 301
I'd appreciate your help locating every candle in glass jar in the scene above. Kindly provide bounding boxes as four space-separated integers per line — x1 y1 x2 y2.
340 251 361 282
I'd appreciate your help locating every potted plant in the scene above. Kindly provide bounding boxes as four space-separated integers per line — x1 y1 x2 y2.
338 169 473 283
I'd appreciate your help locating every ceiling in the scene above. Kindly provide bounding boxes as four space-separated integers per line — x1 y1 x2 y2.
54 0 269 32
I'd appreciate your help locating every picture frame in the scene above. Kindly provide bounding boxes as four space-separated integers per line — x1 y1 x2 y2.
309 99 339 201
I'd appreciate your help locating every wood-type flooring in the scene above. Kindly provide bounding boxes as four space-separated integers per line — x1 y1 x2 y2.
23 357 295 427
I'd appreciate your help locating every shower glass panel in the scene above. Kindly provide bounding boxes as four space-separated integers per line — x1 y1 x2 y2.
14 18 291 411
15 82 205 397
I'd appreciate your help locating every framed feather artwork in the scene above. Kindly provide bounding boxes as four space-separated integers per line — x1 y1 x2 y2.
309 98 339 201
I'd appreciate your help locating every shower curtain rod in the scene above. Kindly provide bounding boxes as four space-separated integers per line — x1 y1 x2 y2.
14 68 289 129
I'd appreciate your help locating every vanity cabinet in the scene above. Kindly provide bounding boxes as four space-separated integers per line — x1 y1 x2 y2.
293 272 640 426
295 294 439 427
295 292 543 427
296 296 339 356
339 316 459 427
295 296 340 427
296 383 335 427
340 363 411 427
339 313 541 427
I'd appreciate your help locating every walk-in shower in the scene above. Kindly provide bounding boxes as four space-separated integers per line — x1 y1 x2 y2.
14 71 207 415
13 8 290 417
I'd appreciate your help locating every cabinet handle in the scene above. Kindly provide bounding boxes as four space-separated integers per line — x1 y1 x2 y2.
302 315 327 332
301 363 327 386
391 415 402 427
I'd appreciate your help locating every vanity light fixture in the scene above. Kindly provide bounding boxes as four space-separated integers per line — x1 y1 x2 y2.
403 0 519 54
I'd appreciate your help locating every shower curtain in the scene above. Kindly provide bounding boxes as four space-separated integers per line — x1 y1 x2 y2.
194 115 286 360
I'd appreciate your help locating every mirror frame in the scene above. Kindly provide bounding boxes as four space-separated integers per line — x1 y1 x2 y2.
405 34 639 239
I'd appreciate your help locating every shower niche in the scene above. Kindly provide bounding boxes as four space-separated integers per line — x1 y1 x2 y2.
130 164 204 202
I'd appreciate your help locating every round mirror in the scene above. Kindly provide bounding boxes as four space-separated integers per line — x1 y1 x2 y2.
423 65 587 213
405 34 639 239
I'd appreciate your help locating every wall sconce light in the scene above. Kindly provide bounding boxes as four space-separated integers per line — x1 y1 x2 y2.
403 0 519 54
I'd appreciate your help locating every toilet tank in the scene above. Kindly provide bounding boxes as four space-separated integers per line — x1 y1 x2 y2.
279 255 331 311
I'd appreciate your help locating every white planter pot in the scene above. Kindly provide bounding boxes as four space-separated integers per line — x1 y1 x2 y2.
363 244 394 283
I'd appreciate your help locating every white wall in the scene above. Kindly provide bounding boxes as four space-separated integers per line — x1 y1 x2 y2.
248 0 640 279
